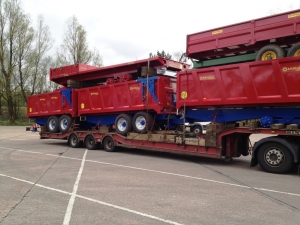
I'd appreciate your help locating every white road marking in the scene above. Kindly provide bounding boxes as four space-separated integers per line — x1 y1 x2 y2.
77 194 183 225
0 173 183 225
0 174 71 195
1 147 300 197
63 149 88 225
83 159 300 197
0 147 64 158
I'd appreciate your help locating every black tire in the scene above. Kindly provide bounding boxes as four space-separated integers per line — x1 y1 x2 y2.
103 136 116 152
59 115 73 133
85 135 98 150
115 114 133 135
192 125 202 134
287 42 300 57
255 44 285 61
46 116 59 133
132 111 154 133
68 133 82 148
257 142 293 174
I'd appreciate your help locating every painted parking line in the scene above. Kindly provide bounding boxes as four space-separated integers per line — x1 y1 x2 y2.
0 173 183 225
0 147 65 158
63 149 88 225
1 147 300 197
10 139 27 141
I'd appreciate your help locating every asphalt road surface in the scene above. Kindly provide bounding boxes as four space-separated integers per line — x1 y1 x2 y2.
0 127 299 225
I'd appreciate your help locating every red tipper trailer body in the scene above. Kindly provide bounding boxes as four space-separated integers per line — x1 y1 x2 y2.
187 9 300 59
176 56 300 109
27 88 78 118
27 56 186 119
77 76 176 115
50 57 187 86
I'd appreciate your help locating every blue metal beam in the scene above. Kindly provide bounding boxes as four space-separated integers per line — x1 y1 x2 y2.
185 107 300 127
60 89 73 108
137 77 159 102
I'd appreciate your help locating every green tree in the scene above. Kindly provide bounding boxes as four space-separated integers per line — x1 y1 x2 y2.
0 79 3 116
0 0 53 123
56 16 103 66
15 15 54 104
149 50 172 59
0 0 32 123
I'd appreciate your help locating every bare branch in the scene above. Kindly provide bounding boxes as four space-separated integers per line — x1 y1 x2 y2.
56 16 103 66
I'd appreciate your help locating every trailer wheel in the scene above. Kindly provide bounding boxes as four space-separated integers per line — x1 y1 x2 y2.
46 116 60 133
192 125 202 134
69 133 82 148
257 142 293 174
256 44 285 61
115 114 133 135
132 112 154 133
103 136 116 152
59 115 73 133
85 135 98 150
287 42 300 57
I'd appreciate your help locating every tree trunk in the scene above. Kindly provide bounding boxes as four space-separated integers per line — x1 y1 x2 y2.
7 95 15 123
20 83 28 105
0 96 2 116
5 80 15 123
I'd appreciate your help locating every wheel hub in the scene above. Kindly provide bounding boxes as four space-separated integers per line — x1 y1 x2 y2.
61 119 68 129
194 128 201 133
71 137 77 144
294 49 300 56
265 148 284 166
117 118 127 131
135 116 146 130
261 51 276 60
49 120 56 130
106 140 112 148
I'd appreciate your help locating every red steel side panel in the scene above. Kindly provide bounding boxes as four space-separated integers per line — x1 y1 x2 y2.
50 64 100 81
176 57 300 109
49 57 189 86
187 9 300 59
78 77 176 116
27 89 77 118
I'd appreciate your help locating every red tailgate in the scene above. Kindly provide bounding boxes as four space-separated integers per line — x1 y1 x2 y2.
27 89 77 118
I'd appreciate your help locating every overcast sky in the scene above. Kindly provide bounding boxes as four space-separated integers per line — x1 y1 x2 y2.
22 0 300 66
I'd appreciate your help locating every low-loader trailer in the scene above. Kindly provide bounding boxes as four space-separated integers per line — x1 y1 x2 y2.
34 55 300 174
28 9 300 174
